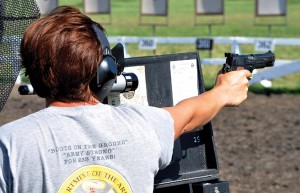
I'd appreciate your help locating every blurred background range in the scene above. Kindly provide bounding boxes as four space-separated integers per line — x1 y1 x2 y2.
1 1 299 193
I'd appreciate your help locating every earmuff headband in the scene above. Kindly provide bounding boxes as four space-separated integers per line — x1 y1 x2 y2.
92 24 111 56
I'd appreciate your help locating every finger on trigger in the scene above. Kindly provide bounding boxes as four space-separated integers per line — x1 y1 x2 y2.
236 67 245 70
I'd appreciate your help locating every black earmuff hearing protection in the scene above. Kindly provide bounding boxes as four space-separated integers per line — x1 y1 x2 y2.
92 24 118 100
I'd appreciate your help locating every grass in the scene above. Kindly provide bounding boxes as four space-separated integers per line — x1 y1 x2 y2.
59 0 300 38
56 0 300 94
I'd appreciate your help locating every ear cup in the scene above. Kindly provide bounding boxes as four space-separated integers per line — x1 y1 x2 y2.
97 56 118 87
96 56 118 100
91 24 118 100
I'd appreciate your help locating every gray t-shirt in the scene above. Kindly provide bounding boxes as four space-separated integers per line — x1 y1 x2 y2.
0 103 174 193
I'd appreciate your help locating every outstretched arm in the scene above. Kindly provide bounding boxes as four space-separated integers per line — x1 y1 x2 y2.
163 69 251 139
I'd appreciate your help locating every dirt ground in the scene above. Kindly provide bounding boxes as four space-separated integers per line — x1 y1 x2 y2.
1 86 299 193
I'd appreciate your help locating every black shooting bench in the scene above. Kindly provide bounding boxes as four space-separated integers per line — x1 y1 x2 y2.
122 52 230 193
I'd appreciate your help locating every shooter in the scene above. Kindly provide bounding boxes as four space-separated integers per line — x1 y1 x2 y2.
0 6 251 193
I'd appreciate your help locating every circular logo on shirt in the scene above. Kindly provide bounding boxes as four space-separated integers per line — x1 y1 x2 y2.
58 165 132 193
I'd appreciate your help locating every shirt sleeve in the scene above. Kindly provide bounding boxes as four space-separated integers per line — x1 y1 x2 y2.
152 108 174 169
130 105 175 170
117 103 175 171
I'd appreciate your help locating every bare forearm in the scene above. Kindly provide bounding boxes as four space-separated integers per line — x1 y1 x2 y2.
164 86 226 139
164 69 250 140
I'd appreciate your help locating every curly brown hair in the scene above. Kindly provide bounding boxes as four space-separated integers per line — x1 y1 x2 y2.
21 6 105 102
